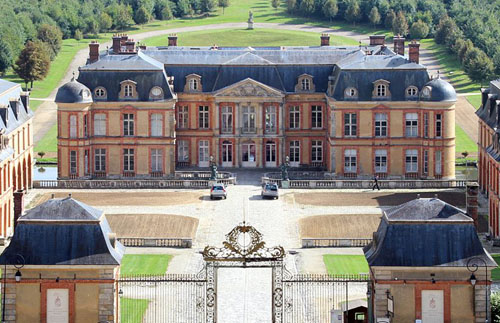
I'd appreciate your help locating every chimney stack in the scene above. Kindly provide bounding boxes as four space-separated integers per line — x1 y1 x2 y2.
20 92 29 113
112 34 121 54
369 35 385 46
393 35 405 56
89 41 100 63
9 99 19 120
320 34 330 46
125 39 136 52
120 34 128 44
168 34 178 47
13 190 25 228
408 40 420 64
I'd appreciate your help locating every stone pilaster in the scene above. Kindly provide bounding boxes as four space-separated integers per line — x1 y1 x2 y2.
98 269 116 323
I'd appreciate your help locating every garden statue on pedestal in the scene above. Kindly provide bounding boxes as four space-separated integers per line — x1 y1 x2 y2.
248 11 254 29
281 156 290 181
209 156 218 181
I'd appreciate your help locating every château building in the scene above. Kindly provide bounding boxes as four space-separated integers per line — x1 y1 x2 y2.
477 80 500 238
0 79 34 240
56 34 456 180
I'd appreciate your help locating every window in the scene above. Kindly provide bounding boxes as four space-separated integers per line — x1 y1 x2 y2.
198 140 209 163
301 78 310 91
311 140 323 162
185 74 202 92
405 149 418 173
289 106 300 129
435 150 442 175
69 115 77 138
123 113 134 136
151 149 163 173
84 150 89 175
373 80 391 98
83 115 88 137
70 151 77 174
94 114 106 136
406 86 418 98
124 84 133 97
221 106 233 133
95 148 106 172
405 113 418 137
344 113 357 137
189 78 198 91
178 140 189 162
423 150 429 174
94 87 106 99
377 84 387 97
123 148 135 172
265 106 276 133
311 106 322 129
242 106 256 133
374 113 387 137
178 106 188 129
374 149 387 173
421 86 432 98
151 113 163 137
265 142 276 163
344 149 357 173
435 113 442 138
149 86 163 100
344 87 357 99
199 106 209 129
289 141 300 163
423 112 429 138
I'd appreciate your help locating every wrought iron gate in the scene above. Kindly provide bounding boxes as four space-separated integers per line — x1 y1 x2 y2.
118 223 371 323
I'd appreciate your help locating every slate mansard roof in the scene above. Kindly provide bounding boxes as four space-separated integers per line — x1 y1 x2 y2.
477 79 500 129
62 43 457 103
0 79 34 135
364 198 496 267
0 197 124 266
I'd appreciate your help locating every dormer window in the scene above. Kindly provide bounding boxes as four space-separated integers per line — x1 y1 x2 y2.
149 86 164 100
421 86 431 99
406 86 418 98
344 87 358 99
185 74 202 92
120 80 138 99
295 74 315 92
94 87 107 100
372 80 391 99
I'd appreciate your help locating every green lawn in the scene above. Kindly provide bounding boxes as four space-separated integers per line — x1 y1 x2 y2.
323 255 369 276
120 298 149 323
144 27 359 47
121 254 172 276
455 123 478 156
29 100 43 112
420 39 482 94
492 255 500 281
34 124 57 153
466 95 482 110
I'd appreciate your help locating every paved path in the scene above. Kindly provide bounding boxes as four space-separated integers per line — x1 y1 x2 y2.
32 22 478 147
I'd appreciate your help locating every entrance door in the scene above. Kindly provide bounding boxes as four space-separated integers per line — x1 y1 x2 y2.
242 143 256 167
421 290 444 323
222 141 233 167
198 140 209 167
265 142 276 167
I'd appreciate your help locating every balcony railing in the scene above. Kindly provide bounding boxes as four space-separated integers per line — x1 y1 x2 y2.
241 127 256 134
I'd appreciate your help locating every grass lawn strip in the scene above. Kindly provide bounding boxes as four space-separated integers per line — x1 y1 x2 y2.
455 123 478 156
29 100 43 112
466 95 482 110
34 123 57 153
492 255 500 281
120 298 149 323
121 254 172 276
323 255 369 276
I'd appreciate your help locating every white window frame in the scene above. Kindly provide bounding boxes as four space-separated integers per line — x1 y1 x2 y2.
123 113 134 136
301 78 310 91
189 78 198 91
406 86 418 98
199 106 209 129
423 112 429 138
374 113 387 137
151 113 163 137
265 142 276 163
178 106 188 129
423 150 429 174
311 140 323 162
124 84 133 97
123 148 135 172
405 113 418 138
242 106 256 133
311 105 323 129
405 149 418 173
94 148 106 172
70 115 77 139
289 106 300 129
344 87 358 99
178 140 189 162
265 106 276 133
344 113 357 137
198 140 209 163
344 149 357 173
374 149 387 173
221 106 233 133
94 87 106 99
70 151 77 174
289 141 300 165
94 113 106 136
435 150 442 175
151 148 163 173
435 113 442 138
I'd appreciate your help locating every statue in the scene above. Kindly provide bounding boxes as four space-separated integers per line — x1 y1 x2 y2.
247 11 254 30
209 156 218 181
281 156 290 181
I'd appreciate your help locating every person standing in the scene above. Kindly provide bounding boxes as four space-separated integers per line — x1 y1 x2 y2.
372 175 380 191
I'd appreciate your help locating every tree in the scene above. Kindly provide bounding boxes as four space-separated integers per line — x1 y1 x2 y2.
392 11 408 36
37 24 63 60
201 0 217 13
493 52 500 78
74 29 83 41
287 0 296 13
322 0 338 22
0 39 12 76
134 6 152 24
218 0 229 14
464 48 494 83
384 9 395 29
14 41 51 89
344 0 361 24
435 15 457 45
107 4 133 30
272 0 280 10
161 4 174 19
410 19 429 39
300 0 315 16
492 293 500 323
458 39 474 63
368 7 381 27
176 0 192 16
100 12 113 32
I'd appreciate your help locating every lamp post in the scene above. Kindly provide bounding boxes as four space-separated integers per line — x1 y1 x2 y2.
467 257 489 323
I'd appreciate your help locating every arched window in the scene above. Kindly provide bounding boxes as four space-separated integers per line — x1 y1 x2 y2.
94 87 106 98
301 78 310 91
185 74 202 92
406 86 419 98
124 84 133 97
120 80 137 99
344 87 358 99
377 84 387 97
296 74 314 92
149 86 164 100
372 79 391 99
189 78 198 91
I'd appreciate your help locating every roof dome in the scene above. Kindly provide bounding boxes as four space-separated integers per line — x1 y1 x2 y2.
421 77 456 102
55 76 93 104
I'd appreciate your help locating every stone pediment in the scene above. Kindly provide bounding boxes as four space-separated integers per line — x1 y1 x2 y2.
214 78 283 98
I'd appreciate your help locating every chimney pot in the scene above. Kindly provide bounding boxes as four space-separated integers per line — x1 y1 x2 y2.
408 40 420 64
320 33 330 46
89 41 100 63
168 34 178 47
112 35 121 54
69 193 72 198
51 194 55 199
